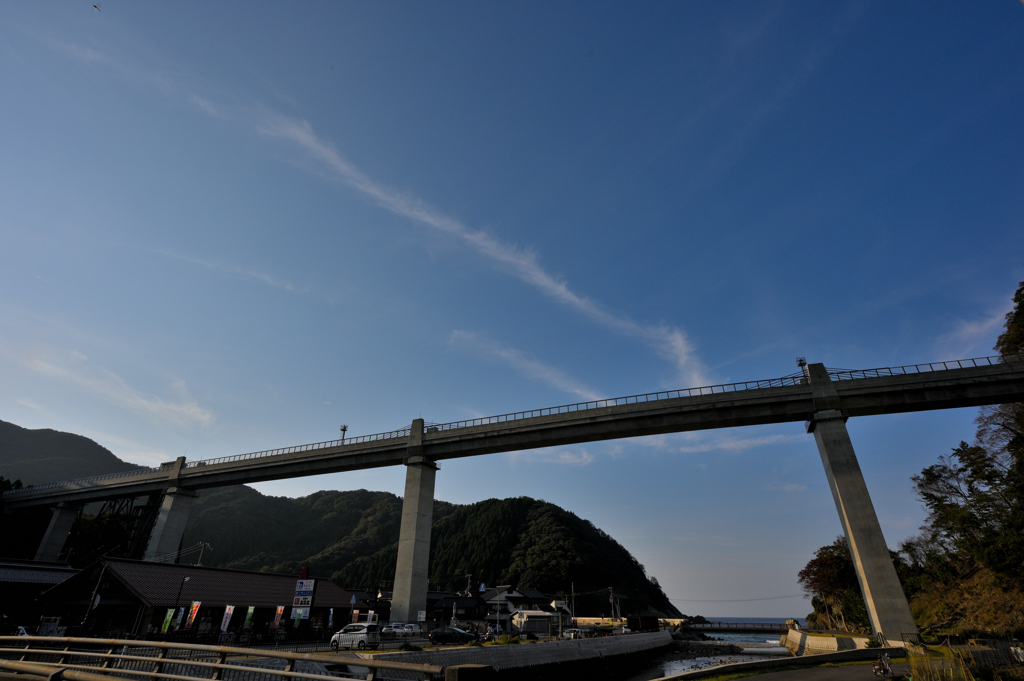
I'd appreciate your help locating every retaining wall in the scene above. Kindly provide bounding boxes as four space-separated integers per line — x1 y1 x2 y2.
363 631 671 673
781 629 872 655
656 646 906 681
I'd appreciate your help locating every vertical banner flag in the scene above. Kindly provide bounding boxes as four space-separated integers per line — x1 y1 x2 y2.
243 606 255 629
185 601 201 629
328 608 334 629
273 606 284 629
161 609 175 633
221 605 235 632
352 609 359 623
173 607 185 630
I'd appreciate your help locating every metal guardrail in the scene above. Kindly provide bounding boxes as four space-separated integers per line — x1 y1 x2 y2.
0 466 163 495
0 636 443 681
680 621 790 631
182 428 412 470
826 354 1020 382
4 353 1020 498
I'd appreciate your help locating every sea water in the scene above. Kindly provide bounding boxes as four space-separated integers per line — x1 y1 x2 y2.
619 617 802 681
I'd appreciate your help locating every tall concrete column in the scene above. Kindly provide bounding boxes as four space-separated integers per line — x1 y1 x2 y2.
806 363 918 643
390 419 438 625
143 487 197 562
34 501 83 562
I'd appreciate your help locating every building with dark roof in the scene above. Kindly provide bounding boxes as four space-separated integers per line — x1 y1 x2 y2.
429 594 489 625
38 559 352 641
0 559 77 633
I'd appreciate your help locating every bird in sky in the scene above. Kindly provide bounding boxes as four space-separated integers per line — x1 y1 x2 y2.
93 4 100 11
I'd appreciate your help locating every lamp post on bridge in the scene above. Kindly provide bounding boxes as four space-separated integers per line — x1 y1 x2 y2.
340 425 347 444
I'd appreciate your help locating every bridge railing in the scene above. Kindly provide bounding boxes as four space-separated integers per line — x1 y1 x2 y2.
0 636 442 681
826 353 1021 382
0 465 162 496
426 353 1020 434
5 353 1018 498
182 427 412 470
681 621 790 631
426 375 812 433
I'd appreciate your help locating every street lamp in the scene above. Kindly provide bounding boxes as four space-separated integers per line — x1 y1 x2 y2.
173 576 190 630
340 425 348 443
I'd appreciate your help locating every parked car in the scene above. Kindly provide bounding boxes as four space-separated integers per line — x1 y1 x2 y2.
331 623 381 651
562 628 583 639
380 623 402 638
400 624 422 636
427 627 477 645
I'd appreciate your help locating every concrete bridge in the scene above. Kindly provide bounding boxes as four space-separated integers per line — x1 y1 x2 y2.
5 354 1024 644
679 621 794 634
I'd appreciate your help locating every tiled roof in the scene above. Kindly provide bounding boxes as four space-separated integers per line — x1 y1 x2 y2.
515 588 549 600
433 596 484 607
0 560 77 585
103 559 352 608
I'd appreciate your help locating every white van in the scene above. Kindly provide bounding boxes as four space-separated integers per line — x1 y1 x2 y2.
330 623 381 651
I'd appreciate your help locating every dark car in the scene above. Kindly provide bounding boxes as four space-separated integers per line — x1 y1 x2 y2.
427 626 477 645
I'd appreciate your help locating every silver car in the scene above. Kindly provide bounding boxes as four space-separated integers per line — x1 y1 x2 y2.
331 623 381 651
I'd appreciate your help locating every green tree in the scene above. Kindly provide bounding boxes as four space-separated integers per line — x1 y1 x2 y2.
797 537 870 632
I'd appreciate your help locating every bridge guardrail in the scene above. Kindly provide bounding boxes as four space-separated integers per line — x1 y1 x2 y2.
4 353 1019 498
0 636 443 681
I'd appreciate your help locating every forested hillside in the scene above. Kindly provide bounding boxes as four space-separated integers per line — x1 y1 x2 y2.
799 281 1024 636
0 419 681 617
0 420 141 486
185 487 682 617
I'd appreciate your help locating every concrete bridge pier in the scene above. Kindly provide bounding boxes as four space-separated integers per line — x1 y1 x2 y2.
806 363 919 644
141 456 197 562
34 501 83 561
390 419 438 625
143 482 197 562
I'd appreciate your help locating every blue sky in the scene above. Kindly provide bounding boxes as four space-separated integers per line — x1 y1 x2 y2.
2 2 1022 617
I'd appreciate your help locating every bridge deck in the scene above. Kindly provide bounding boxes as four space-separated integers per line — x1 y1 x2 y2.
4 355 1022 508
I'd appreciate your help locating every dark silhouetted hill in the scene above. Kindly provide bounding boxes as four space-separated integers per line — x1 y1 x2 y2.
0 419 141 486
185 487 682 617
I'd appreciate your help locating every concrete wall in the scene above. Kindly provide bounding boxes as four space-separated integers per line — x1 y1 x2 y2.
365 631 672 673
781 628 873 655
660 646 906 681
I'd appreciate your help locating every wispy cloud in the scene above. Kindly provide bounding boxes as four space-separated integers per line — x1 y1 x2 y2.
22 351 214 428
39 34 706 385
676 433 805 454
153 249 308 293
82 430 168 467
936 304 1012 358
15 397 45 414
508 447 595 466
255 114 705 385
449 330 603 401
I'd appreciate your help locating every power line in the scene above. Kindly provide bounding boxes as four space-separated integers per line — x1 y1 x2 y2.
670 594 805 602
